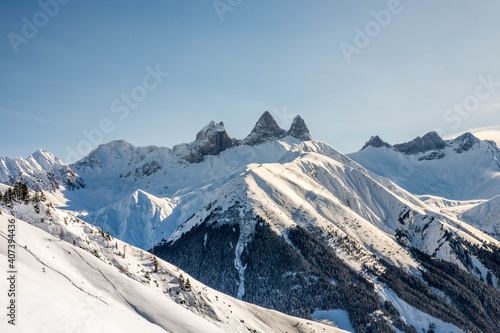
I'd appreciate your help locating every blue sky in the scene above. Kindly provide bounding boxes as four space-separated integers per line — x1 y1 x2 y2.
1 1 500 162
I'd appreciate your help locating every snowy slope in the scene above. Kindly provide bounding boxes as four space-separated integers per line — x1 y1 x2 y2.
0 201 346 333
0 214 223 333
85 189 175 250
459 195 500 239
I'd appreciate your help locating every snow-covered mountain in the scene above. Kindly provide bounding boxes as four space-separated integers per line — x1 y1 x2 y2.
0 186 347 333
151 137 500 332
349 131 500 240
0 149 84 191
2 112 500 333
349 132 500 200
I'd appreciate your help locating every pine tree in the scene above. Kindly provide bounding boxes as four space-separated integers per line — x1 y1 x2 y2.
4 188 13 207
153 256 159 273
178 274 185 290
185 278 192 291
32 190 40 203
19 182 30 203
12 183 20 201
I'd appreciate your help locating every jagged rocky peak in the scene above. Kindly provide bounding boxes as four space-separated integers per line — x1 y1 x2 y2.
452 132 480 153
361 135 391 150
194 120 233 156
287 115 312 141
393 131 447 155
173 120 234 164
242 111 288 145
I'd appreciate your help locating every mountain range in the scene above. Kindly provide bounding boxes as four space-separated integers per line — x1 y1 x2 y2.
1 112 500 333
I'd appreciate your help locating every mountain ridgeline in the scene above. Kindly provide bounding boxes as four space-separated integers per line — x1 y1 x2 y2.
360 131 483 156
350 131 500 200
1 112 500 333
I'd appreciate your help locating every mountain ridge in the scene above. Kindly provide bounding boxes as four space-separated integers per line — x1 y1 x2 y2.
360 131 493 156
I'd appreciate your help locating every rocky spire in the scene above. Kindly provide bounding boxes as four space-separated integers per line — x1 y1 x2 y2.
287 115 312 141
173 121 233 163
242 111 287 146
194 121 233 156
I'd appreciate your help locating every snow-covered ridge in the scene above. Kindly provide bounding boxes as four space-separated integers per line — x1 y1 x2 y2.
0 149 83 192
0 112 311 192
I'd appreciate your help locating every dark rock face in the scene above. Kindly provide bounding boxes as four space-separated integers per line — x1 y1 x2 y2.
453 132 480 153
242 111 288 145
393 131 447 155
195 121 233 156
418 151 445 161
174 121 234 163
172 112 314 162
287 115 312 141
176 112 313 161
361 135 392 150
242 111 313 145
